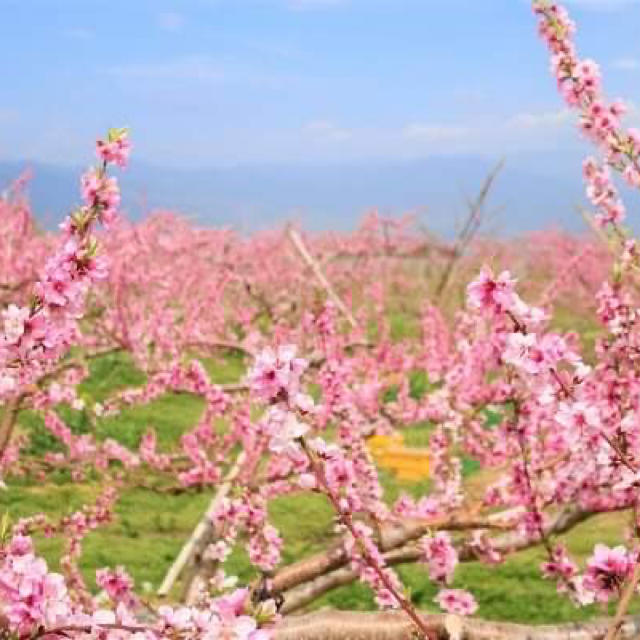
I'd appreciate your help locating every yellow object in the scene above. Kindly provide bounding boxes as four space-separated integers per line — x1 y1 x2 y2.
367 432 404 453
367 432 429 481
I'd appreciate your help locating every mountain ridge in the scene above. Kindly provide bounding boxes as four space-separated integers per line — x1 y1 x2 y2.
0 154 628 237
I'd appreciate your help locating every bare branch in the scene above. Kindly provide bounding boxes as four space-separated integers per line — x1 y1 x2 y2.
287 227 358 329
278 506 591 613
270 509 523 597
0 394 23 461
187 340 256 359
434 160 504 300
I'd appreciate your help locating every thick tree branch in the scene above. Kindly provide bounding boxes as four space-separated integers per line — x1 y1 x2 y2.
273 611 640 640
278 506 591 613
270 509 523 597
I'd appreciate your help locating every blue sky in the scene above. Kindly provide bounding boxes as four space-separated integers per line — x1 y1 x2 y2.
2 0 640 169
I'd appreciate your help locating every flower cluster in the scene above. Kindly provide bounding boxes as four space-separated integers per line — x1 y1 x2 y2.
0 532 272 640
533 0 640 231
583 544 633 604
247 344 307 405
0 129 129 398
419 532 458 585
434 589 478 616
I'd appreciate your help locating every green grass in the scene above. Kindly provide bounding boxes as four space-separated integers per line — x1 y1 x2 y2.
0 350 632 623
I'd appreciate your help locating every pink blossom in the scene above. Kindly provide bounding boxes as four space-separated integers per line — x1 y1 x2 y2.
466 266 517 315
419 532 458 585
247 345 307 403
583 544 633 603
96 566 137 609
555 402 600 433
2 304 29 345
434 589 478 616
503 333 545 374
267 409 308 456
541 544 578 586
96 130 131 168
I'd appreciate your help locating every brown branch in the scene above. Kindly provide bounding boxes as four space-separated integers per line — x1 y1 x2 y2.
242 279 275 322
270 510 520 597
434 160 504 300
24 612 640 640
296 437 434 638
187 340 256 359
33 623 150 639
173 382 249 396
0 278 31 293
0 394 23 460
273 611 640 640
605 556 640 640
220 382 250 393
307 340 373 370
29 348 123 391
278 506 591 613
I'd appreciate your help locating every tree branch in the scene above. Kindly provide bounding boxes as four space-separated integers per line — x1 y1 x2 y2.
273 611 640 640
278 506 591 613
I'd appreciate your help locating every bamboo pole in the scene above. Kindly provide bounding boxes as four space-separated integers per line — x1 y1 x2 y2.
287 227 358 329
157 451 246 598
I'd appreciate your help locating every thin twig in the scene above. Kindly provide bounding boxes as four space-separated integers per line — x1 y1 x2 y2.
287 227 358 329
0 394 24 461
434 160 504 300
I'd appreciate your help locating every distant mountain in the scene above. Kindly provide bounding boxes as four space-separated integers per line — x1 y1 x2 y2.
1 155 636 237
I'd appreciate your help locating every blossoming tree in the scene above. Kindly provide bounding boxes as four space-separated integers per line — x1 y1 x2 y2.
3 2 640 639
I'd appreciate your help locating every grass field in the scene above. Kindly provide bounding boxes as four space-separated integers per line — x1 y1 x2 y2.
2 334 634 624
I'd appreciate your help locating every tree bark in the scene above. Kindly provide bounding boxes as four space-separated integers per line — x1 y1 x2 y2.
274 611 640 640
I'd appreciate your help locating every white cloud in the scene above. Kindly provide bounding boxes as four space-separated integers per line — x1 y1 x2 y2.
402 123 470 142
612 57 640 70
157 11 185 32
304 120 352 141
505 109 572 129
396 108 578 157
108 57 224 82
